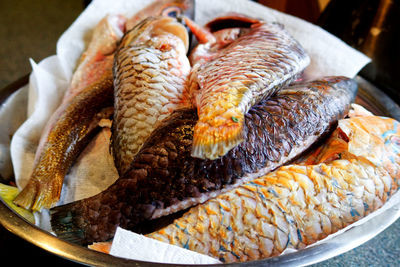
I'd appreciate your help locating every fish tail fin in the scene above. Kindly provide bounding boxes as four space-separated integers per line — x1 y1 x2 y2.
0 183 35 224
12 181 37 210
50 203 87 245
14 175 62 212
191 109 244 159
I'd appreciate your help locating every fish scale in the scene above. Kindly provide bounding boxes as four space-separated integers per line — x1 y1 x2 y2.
112 20 190 176
148 115 400 262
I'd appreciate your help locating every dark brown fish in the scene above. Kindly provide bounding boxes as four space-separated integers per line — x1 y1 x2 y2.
50 76 357 245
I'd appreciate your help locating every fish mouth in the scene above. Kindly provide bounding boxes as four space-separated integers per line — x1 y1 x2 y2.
119 16 189 52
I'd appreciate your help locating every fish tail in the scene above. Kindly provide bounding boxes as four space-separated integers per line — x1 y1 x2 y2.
50 202 87 245
191 108 244 160
12 181 37 210
14 173 63 211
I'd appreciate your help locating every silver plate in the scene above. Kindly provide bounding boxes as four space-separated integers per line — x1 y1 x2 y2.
0 76 399 266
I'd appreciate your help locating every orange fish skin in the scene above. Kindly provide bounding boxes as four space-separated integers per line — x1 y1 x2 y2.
188 19 310 160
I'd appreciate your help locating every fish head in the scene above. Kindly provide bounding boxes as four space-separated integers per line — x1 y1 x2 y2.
126 0 195 30
119 16 189 53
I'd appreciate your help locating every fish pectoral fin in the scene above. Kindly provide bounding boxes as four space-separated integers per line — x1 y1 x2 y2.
191 111 245 160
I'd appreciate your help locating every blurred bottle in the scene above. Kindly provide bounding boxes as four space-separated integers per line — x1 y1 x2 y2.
318 0 400 104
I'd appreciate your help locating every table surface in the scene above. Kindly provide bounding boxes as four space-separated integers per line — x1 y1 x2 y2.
0 0 399 266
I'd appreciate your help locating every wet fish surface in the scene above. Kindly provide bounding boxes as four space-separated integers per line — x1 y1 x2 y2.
13 15 126 211
111 16 190 175
187 15 310 160
148 115 400 263
50 76 357 245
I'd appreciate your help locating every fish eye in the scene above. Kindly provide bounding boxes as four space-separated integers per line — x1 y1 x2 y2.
162 6 181 18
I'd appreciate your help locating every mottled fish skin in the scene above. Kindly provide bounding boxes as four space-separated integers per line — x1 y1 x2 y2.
13 15 126 211
112 16 190 175
50 76 356 245
148 115 400 263
188 18 311 160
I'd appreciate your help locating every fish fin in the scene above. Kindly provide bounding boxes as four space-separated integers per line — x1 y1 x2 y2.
183 16 216 44
14 175 61 212
50 203 87 245
12 182 37 210
191 110 244 160
1 183 35 224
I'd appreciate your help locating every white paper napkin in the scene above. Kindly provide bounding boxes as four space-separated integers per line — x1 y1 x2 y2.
110 227 221 264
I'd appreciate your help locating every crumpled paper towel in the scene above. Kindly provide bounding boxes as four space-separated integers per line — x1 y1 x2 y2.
110 227 221 264
1 0 392 264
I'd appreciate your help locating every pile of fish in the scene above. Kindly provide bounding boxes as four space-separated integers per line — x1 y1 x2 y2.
9 0 399 263
147 114 400 262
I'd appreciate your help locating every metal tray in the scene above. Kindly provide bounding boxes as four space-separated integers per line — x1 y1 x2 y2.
0 75 399 266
